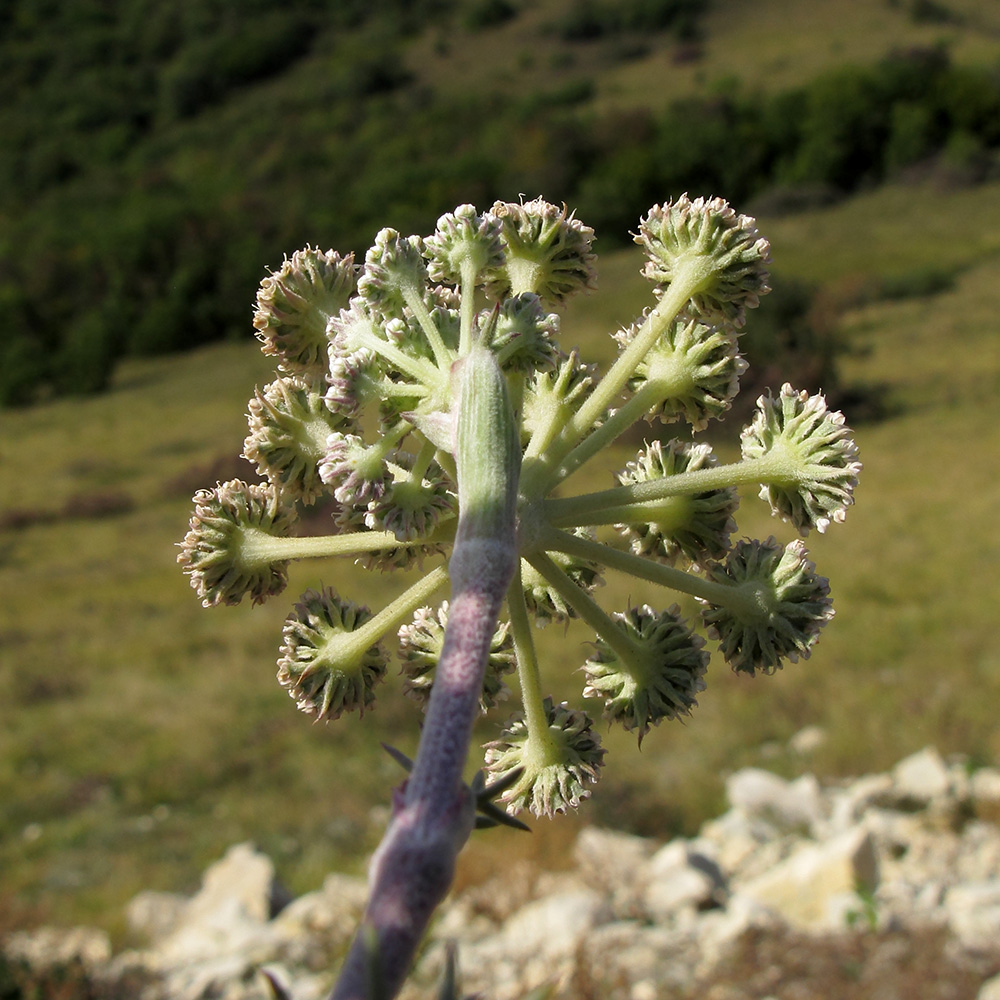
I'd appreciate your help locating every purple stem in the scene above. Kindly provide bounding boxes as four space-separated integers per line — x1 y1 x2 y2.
329 347 519 1000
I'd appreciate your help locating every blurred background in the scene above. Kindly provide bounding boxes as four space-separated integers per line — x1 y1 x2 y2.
2 0 1000 947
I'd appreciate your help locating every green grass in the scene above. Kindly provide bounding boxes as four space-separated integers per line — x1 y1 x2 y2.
3 175 1000 938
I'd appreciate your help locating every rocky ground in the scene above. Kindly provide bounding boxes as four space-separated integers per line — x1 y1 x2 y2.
4 746 1000 1000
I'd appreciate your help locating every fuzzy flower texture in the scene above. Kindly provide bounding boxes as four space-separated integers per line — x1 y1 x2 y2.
180 196 861 819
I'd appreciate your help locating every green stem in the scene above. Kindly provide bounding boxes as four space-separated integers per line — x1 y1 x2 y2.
335 565 449 665
524 264 700 497
545 454 780 528
458 257 477 356
545 379 665 488
543 526 755 614
239 525 442 564
506 565 551 749
352 322 442 390
525 550 638 665
403 284 453 372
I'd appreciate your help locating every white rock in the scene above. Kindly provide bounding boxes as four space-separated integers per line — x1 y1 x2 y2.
496 889 609 961
3 926 111 970
187 842 286 924
725 768 825 830
126 890 188 944
738 825 878 931
892 747 952 805
944 881 1000 949
789 725 827 756
978 971 1000 1000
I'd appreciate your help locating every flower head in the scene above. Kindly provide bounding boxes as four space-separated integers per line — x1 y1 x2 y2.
398 603 515 712
484 698 605 817
701 537 834 675
636 194 771 327
741 383 862 534
615 314 746 430
423 204 505 286
583 604 708 743
357 228 428 320
615 440 738 567
485 198 597 304
243 375 345 505
178 480 296 607
277 587 388 720
253 247 356 375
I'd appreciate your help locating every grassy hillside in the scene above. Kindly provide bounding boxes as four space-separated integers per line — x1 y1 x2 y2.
2 173 1000 938
5 0 1000 405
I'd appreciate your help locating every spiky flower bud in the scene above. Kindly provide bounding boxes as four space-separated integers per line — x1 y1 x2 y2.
741 383 862 534
276 587 388 720
319 432 392 506
398 603 515 712
485 198 597 304
484 697 605 817
636 194 771 327
487 293 561 372
178 480 296 607
253 247 356 375
357 228 428 318
583 605 708 743
615 314 747 430
616 440 738 567
364 463 456 542
423 204 505 286
701 537 834 676
520 350 597 448
326 347 383 423
520 538 602 625
243 375 345 504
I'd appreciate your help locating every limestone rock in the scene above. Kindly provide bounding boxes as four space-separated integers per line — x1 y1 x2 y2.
738 825 878 931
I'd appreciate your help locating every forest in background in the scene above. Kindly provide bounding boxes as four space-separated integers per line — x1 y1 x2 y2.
3 0 1000 405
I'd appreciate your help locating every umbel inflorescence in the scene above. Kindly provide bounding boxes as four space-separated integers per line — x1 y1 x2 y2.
180 195 860 818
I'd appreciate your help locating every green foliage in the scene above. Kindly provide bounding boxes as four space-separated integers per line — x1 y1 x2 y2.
5 2 1000 409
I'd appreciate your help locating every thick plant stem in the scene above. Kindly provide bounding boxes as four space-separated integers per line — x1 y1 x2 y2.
329 346 519 1000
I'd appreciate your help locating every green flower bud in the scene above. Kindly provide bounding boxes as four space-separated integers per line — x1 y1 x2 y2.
520 535 602 625
485 198 597 304
520 350 597 448
741 383 862 534
583 604 708 743
636 195 771 327
398 602 515 712
423 204 505 286
486 293 561 372
615 314 747 430
319 432 392 506
701 537 834 676
277 587 388 720
615 440 738 567
253 247 356 375
357 228 428 319
364 460 456 542
178 480 296 607
243 375 346 505
484 697 605 817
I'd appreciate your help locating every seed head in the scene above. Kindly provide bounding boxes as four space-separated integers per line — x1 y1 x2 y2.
484 697 605 817
276 587 388 720
178 480 296 607
701 537 834 675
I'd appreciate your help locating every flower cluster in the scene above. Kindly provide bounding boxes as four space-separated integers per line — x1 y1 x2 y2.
180 194 860 819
